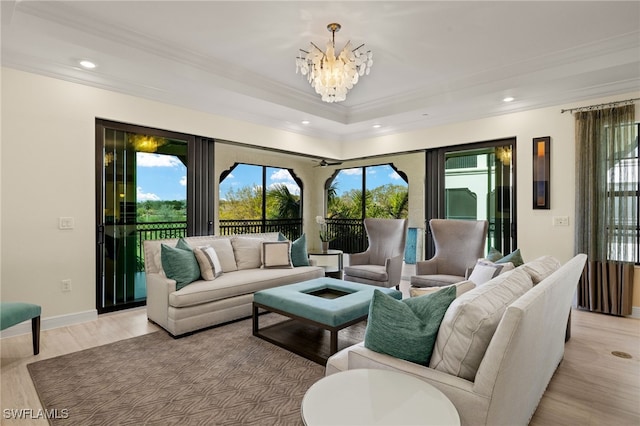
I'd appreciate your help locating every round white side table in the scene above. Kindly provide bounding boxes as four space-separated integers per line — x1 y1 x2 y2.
301 368 460 425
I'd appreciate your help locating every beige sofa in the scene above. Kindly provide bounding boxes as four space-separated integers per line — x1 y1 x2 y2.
144 233 324 336
326 253 587 426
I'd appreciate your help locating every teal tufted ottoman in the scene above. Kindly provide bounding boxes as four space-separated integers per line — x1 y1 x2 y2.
253 278 401 364
0 302 41 355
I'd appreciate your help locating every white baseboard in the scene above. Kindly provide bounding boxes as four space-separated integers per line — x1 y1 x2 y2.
630 306 640 319
0 309 98 339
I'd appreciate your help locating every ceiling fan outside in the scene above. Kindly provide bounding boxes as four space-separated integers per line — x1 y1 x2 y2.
313 159 343 167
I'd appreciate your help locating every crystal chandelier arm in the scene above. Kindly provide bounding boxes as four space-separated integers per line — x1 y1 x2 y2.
310 42 325 56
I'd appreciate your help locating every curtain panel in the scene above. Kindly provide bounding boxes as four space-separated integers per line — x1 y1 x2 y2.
574 104 636 316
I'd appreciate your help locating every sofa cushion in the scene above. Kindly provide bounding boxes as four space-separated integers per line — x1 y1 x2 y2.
168 267 324 308
364 286 456 365
193 246 223 280
161 241 201 290
291 233 310 267
429 268 533 381
468 259 514 285
520 255 561 284
231 237 264 270
262 241 293 269
208 238 238 272
409 280 476 298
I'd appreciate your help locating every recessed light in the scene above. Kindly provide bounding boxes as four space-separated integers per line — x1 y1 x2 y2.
372 124 382 129
301 120 310 125
503 96 515 103
79 60 96 69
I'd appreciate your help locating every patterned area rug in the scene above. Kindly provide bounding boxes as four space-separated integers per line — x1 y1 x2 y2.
27 315 348 425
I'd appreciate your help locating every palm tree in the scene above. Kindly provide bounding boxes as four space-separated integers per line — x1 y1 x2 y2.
267 184 300 218
387 190 409 218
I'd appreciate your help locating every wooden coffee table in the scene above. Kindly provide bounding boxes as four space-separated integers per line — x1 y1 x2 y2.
252 278 401 364
302 369 460 425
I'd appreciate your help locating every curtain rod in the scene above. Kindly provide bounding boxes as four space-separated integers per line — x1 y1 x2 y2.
560 97 639 114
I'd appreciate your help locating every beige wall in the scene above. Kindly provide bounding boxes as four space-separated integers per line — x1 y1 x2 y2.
2 67 639 322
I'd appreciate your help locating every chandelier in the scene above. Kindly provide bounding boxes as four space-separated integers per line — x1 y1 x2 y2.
295 23 373 103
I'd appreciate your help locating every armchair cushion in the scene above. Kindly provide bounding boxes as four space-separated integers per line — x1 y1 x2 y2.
343 264 388 282
364 286 456 365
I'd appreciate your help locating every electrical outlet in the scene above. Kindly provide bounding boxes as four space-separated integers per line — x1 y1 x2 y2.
553 216 569 227
61 279 72 292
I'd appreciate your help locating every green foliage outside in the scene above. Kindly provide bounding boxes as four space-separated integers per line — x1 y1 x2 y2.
219 184 301 219
137 200 187 222
217 181 407 220
328 183 409 219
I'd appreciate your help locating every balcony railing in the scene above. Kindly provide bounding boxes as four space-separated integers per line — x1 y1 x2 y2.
136 221 187 270
219 218 368 253
133 219 369 272
324 218 367 254
219 218 303 241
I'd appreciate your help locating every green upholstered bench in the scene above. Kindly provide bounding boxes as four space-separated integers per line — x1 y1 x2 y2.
0 302 41 355
253 278 402 364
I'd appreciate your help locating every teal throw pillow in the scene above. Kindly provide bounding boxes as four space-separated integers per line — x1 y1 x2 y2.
290 233 310 267
497 248 524 267
486 247 503 262
161 241 201 290
364 286 456 365
176 238 192 251
486 247 524 267
277 232 288 241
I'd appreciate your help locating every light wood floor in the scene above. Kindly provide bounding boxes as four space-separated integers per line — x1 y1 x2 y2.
1 306 639 425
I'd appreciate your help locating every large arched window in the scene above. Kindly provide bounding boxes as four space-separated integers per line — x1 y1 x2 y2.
219 163 303 238
327 164 408 219
324 163 408 252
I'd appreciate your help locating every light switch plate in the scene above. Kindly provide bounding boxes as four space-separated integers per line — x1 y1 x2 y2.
59 217 75 230
552 216 569 226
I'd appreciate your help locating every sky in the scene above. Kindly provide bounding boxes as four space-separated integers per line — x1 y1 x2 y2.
135 153 406 202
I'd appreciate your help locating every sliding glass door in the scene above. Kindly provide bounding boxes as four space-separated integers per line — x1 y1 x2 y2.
426 139 516 258
96 120 214 313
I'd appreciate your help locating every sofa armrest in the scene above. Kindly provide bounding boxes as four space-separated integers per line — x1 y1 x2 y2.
343 344 490 425
415 259 438 275
349 251 370 266
145 272 176 330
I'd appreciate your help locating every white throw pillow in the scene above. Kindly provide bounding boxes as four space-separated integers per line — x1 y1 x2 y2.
468 259 514 285
429 268 533 381
261 241 293 269
193 246 223 281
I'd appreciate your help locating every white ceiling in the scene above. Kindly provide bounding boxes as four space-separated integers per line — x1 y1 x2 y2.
2 1 639 142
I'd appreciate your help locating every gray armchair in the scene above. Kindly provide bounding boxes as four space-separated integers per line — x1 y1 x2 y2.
411 219 488 287
343 218 408 288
